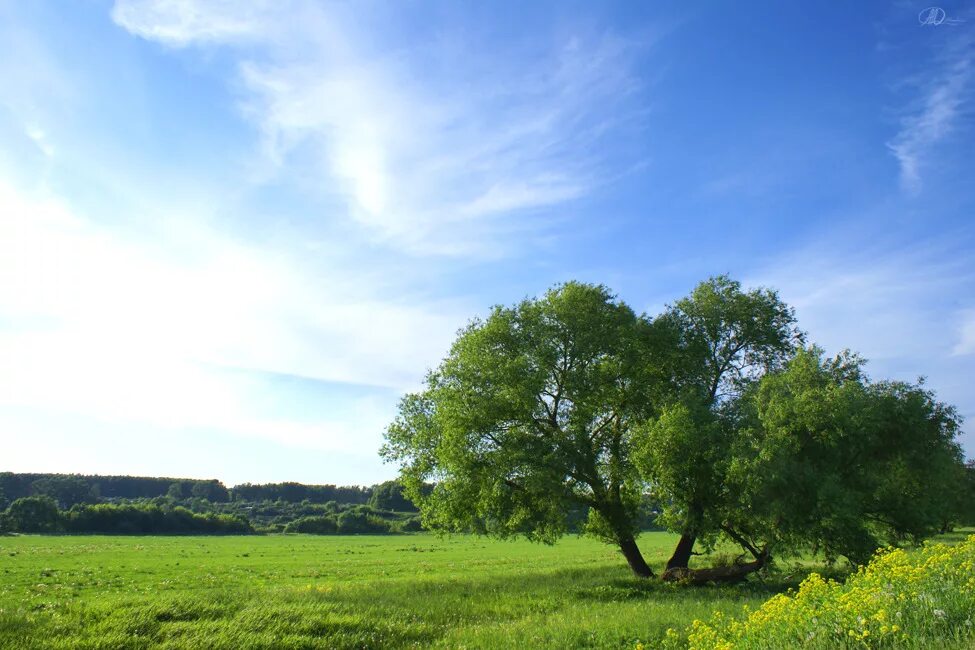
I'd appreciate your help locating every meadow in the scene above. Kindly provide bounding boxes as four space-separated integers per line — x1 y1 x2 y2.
0 531 834 649
4 531 973 649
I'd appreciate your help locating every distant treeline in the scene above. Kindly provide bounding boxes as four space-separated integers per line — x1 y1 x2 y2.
0 473 657 536
0 473 399 509
0 473 231 505
230 482 370 505
1 497 253 535
0 496 423 536
0 472 428 536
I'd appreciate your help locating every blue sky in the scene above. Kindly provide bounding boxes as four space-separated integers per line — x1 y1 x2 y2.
1 0 973 486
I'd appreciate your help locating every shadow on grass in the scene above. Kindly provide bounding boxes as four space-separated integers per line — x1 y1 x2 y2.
285 559 848 627
572 561 852 605
931 529 974 544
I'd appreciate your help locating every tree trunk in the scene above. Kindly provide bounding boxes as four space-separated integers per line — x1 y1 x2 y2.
666 532 696 570
661 550 768 585
619 535 654 578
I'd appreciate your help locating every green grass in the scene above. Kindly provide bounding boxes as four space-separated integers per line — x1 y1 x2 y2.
0 532 893 649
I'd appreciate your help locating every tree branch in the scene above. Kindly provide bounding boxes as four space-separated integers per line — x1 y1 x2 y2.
720 523 764 561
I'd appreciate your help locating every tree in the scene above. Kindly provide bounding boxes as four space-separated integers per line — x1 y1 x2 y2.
336 509 391 534
285 515 338 534
636 275 803 576
31 476 95 509
720 348 966 565
167 481 189 500
639 280 965 583
639 346 966 582
191 480 230 502
7 496 61 533
640 275 803 570
382 278 969 582
382 282 670 577
962 460 975 526
368 480 419 512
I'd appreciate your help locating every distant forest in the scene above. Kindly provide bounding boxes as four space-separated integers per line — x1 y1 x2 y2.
0 472 381 506
0 472 422 536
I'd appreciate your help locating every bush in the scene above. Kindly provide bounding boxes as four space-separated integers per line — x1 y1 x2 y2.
336 510 391 534
348 504 399 520
368 480 419 512
396 516 425 533
285 516 338 534
63 504 252 534
6 496 61 533
665 535 975 649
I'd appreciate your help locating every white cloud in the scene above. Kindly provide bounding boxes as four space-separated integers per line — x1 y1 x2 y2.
886 35 974 193
0 179 461 452
111 0 647 255
750 237 973 361
111 0 278 46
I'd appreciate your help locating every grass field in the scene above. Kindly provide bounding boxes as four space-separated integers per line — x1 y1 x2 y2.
0 531 842 649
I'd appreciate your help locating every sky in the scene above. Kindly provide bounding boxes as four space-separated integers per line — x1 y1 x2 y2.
1 0 974 486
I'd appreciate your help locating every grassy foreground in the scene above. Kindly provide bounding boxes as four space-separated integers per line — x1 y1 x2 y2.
4 531 972 649
1 531 825 649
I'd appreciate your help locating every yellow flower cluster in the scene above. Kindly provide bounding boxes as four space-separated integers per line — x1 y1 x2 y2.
667 535 975 649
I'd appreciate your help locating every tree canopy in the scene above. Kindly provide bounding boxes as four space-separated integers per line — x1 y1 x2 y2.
383 281 670 576
636 276 804 575
383 276 970 582
368 480 422 512
728 348 964 563
6 496 61 533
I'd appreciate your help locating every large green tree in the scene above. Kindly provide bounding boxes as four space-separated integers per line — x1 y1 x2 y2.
726 348 965 564
382 282 671 577
638 276 803 575
383 277 969 581
638 345 965 582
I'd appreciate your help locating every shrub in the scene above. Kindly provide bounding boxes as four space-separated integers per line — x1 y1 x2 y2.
368 480 419 512
6 496 61 533
396 516 425 533
336 510 391 534
285 516 338 534
63 504 252 534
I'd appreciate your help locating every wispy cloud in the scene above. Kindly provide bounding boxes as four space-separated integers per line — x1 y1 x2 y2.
748 230 975 452
112 0 650 255
750 235 974 360
886 30 974 193
24 124 54 158
953 309 975 356
111 0 277 46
